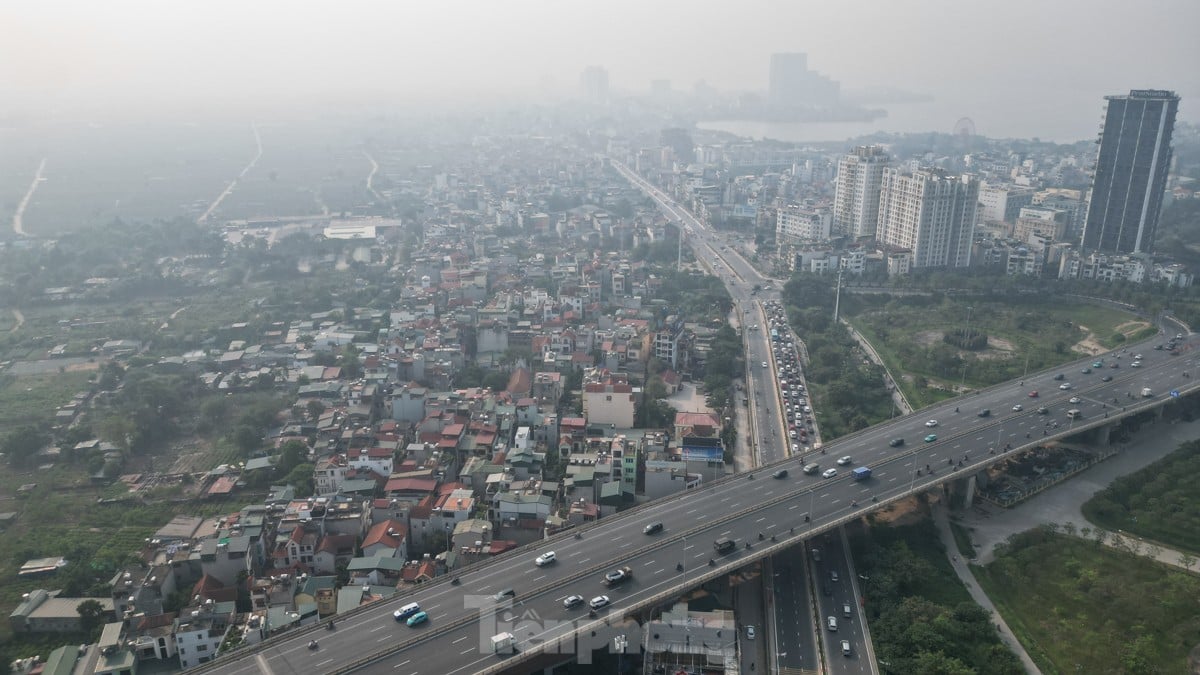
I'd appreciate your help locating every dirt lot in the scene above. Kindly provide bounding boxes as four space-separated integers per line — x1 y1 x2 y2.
1073 320 1151 355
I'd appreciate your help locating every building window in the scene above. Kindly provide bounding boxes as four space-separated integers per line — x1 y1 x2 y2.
197 644 208 652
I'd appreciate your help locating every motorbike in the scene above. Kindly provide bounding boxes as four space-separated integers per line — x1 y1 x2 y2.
308 640 319 650
326 621 335 631
451 577 460 586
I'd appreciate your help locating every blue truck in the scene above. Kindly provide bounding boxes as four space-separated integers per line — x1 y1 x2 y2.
852 467 872 481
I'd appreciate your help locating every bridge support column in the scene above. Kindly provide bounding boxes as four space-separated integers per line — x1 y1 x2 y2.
1155 405 1165 421
963 474 977 508
1096 422 1112 446
949 475 977 510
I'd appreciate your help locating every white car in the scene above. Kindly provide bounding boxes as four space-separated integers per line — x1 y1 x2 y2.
534 551 556 567
822 468 838 479
1069 396 1081 404
589 595 610 610
925 419 939 427
762 361 769 368
1059 383 1072 390
563 595 584 609
746 625 756 639
1012 404 1023 411
836 456 853 466
1131 361 1142 368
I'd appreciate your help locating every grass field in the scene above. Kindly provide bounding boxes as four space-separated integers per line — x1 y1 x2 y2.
0 371 95 430
1081 439 1200 555
975 527 1200 674
847 295 1144 410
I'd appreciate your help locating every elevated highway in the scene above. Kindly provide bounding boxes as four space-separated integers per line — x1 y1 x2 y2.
203 328 1199 674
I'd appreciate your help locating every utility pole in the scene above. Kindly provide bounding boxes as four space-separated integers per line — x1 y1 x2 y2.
677 225 683 271
833 268 843 322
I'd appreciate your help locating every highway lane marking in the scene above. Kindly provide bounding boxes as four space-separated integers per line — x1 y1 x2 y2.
683 544 695 550
686 508 698 514
646 559 655 565
316 659 333 668
654 567 666 574
460 647 475 654
578 558 590 564
889 476 898 482
370 624 386 632
392 660 410 668
720 496 732 502
720 530 732 536
533 575 546 581
756 517 766 523
378 635 392 642
830 499 841 504
788 504 801 510
453 635 470 644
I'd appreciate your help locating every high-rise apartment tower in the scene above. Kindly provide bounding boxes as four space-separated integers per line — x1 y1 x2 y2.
833 145 890 239
1082 89 1179 254
878 168 979 268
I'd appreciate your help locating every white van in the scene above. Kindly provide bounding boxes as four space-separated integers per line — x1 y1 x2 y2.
394 602 421 621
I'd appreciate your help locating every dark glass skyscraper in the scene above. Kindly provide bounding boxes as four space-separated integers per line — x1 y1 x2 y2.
1082 89 1179 254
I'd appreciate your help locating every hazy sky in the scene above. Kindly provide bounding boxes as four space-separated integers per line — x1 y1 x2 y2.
2 0 1198 134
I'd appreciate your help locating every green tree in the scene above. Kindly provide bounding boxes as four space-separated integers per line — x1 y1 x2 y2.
76 599 107 634
285 463 315 497
231 425 264 455
2 425 50 467
277 440 308 474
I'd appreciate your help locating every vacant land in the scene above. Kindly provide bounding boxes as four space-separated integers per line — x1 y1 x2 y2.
848 295 1141 409
1082 439 1200 554
0 371 95 430
975 527 1200 674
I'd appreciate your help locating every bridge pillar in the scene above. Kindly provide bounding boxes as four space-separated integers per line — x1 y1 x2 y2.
1155 405 1165 421
948 475 977 510
1096 422 1112 446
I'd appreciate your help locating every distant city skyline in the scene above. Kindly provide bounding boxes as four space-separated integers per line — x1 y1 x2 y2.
1 0 1196 139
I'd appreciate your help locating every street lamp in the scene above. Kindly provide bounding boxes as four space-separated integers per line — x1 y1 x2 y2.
960 305 974 389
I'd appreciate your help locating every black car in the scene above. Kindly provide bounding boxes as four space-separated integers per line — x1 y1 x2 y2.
772 469 788 479
1053 373 1065 381
1101 375 1113 382
977 409 991 417
888 438 904 447
643 522 664 535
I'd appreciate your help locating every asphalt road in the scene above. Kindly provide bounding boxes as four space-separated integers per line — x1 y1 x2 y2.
814 533 870 674
769 550 818 671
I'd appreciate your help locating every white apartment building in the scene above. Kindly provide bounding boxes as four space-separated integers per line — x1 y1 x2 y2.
978 183 1035 224
833 145 890 239
878 168 979 269
776 204 832 243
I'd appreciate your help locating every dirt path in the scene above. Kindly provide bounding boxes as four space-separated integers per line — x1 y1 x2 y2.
9 308 24 333
1074 320 1152 355
12 157 47 236
198 122 262 223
